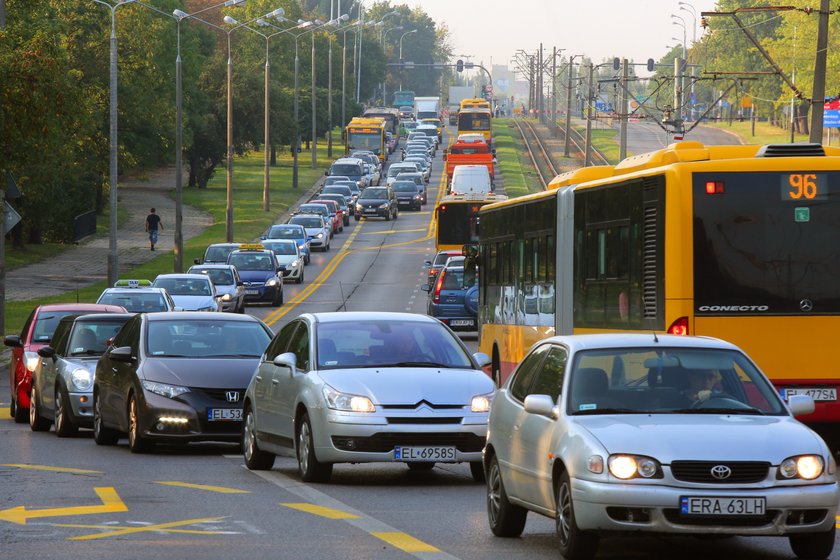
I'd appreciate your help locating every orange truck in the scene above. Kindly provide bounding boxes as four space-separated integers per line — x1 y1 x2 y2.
444 139 495 187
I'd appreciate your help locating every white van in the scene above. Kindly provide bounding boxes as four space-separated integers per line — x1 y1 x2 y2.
449 165 492 195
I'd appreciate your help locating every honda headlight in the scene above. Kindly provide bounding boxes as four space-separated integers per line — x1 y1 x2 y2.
323 385 375 413
142 380 190 399
70 368 93 391
778 455 824 480
24 351 40 373
608 454 662 480
470 392 494 413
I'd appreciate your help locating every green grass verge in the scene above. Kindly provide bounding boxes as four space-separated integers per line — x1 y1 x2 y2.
3 142 338 335
571 125 620 165
493 118 542 197
701 119 809 146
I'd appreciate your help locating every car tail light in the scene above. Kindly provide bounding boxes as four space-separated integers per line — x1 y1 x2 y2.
433 269 446 304
667 316 689 336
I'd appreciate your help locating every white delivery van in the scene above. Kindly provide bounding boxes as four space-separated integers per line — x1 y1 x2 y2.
449 165 492 195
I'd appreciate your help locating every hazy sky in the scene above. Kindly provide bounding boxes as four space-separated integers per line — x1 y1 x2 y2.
406 0 718 72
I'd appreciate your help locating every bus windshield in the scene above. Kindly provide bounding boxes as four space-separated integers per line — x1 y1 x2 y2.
438 203 480 247
347 132 382 154
693 171 840 314
458 113 491 131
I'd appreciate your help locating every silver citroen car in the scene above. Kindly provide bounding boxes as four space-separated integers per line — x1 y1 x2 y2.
241 312 494 483
484 334 838 560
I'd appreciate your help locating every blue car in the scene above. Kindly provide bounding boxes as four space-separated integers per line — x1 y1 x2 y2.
262 223 311 265
226 246 284 306
422 265 477 331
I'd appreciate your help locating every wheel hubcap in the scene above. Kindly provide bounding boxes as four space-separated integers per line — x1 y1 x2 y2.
29 387 36 425
488 463 501 524
129 399 137 446
94 397 101 434
298 422 310 474
55 390 63 428
244 412 255 461
557 482 571 545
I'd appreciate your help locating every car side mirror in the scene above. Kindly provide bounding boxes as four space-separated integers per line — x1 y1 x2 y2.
4 335 22 348
421 284 431 292
422 261 432 268
37 346 56 359
788 394 815 417
472 352 491 369
193 258 201 265
524 394 559 419
273 352 297 376
324 171 329 176
108 346 134 363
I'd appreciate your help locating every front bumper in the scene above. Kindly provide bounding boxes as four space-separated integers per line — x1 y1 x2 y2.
572 477 839 536
358 207 390 218
280 265 303 280
138 388 245 443
68 391 94 428
243 284 281 303
308 236 327 248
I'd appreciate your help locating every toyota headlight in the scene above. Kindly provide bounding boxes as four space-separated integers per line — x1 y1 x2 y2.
608 454 662 480
142 380 190 399
70 368 93 391
470 392 494 413
778 455 824 480
323 385 375 413
24 351 40 373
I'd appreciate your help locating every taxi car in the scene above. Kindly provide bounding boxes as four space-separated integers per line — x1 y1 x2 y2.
152 273 221 312
226 245 284 306
5 303 126 423
484 334 838 560
240 312 493 483
288 214 331 252
93 312 273 452
261 239 305 284
186 264 245 313
29 312 134 435
262 223 311 264
96 279 177 313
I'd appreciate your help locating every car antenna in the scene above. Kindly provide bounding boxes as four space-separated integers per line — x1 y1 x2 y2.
652 331 659 343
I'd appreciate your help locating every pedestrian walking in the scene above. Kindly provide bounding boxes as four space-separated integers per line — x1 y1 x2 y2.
145 207 163 251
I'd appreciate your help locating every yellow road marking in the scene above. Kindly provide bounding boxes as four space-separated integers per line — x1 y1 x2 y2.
0 464 102 475
0 487 126 525
55 522 224 535
154 481 249 494
281 503 360 520
362 228 426 235
371 531 441 553
68 516 227 541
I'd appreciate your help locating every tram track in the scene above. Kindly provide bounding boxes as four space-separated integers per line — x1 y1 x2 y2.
513 117 560 189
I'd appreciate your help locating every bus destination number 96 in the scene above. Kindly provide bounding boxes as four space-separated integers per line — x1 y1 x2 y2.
782 173 826 201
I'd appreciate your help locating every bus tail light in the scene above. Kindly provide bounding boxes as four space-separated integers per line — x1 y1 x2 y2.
705 181 724 194
667 316 689 336
433 269 446 304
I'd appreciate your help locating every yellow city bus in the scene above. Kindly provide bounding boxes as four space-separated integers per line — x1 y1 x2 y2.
435 193 507 252
460 98 491 110
457 108 492 147
345 117 386 163
474 141 840 446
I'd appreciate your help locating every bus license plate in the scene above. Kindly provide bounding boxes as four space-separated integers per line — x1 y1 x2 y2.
207 408 242 421
394 446 456 462
680 496 765 516
782 387 837 401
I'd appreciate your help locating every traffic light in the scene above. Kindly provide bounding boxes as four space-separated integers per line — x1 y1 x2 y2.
456 59 464 73
647 58 655 72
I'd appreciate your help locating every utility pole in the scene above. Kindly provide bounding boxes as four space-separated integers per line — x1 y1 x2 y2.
528 56 534 116
311 31 317 170
564 57 575 157
619 58 628 160
551 46 557 134
538 44 544 122
328 37 333 158
584 63 594 166
673 57 683 136
810 0 830 143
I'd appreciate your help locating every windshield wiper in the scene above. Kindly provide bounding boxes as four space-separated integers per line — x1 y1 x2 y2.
384 361 454 368
70 350 103 356
667 407 765 415
573 408 639 415
203 354 258 358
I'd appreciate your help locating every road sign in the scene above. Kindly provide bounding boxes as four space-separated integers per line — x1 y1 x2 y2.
0 487 127 525
4 201 21 234
824 100 840 128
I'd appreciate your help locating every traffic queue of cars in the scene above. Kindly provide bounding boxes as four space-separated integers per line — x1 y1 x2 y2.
7 117 838 560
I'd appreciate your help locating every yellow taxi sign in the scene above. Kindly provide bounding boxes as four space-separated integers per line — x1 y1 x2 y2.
113 279 152 288
238 243 265 251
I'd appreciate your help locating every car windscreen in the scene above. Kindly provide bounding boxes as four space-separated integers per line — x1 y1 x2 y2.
68 319 129 356
290 216 323 228
316 320 473 370
204 246 235 262
434 251 461 266
227 253 275 271
388 166 414 177
392 182 418 192
32 311 87 343
567 347 786 416
325 176 351 185
330 164 362 176
396 173 422 185
299 205 328 216
98 292 168 313
263 242 297 255
191 268 234 286
320 195 347 207
153 278 212 296
323 186 352 197
146 320 271 358
267 225 303 239
360 189 388 200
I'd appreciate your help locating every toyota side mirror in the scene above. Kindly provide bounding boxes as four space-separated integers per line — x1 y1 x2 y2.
108 346 135 363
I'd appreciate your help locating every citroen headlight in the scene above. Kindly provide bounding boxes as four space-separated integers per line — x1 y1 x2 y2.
265 279 279 287
142 380 190 399
24 351 40 373
70 368 93 391
608 454 662 480
323 385 375 413
290 261 299 267
316 232 324 239
221 293 232 301
470 392 494 413
778 455 824 480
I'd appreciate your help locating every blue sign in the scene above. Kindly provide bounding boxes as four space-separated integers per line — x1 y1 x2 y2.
824 109 840 128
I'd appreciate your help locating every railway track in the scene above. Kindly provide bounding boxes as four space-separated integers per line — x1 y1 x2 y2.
513 118 559 189
560 118 611 166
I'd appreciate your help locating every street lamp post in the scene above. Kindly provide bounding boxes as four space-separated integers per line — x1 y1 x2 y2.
398 29 417 90
563 55 581 157
380 24 403 104
671 14 687 125
357 10 396 102
679 1 697 44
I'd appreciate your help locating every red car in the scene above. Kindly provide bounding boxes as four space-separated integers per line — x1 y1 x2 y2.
310 199 344 234
5 303 125 422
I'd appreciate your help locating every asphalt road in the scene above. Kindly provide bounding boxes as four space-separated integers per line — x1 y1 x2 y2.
626 120 742 155
1 127 837 560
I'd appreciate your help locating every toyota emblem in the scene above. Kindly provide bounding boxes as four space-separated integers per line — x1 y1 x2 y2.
225 391 240 403
710 465 732 480
800 299 814 312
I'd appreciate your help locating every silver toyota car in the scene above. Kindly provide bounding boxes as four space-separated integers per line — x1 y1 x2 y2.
241 312 494 482
484 334 838 560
